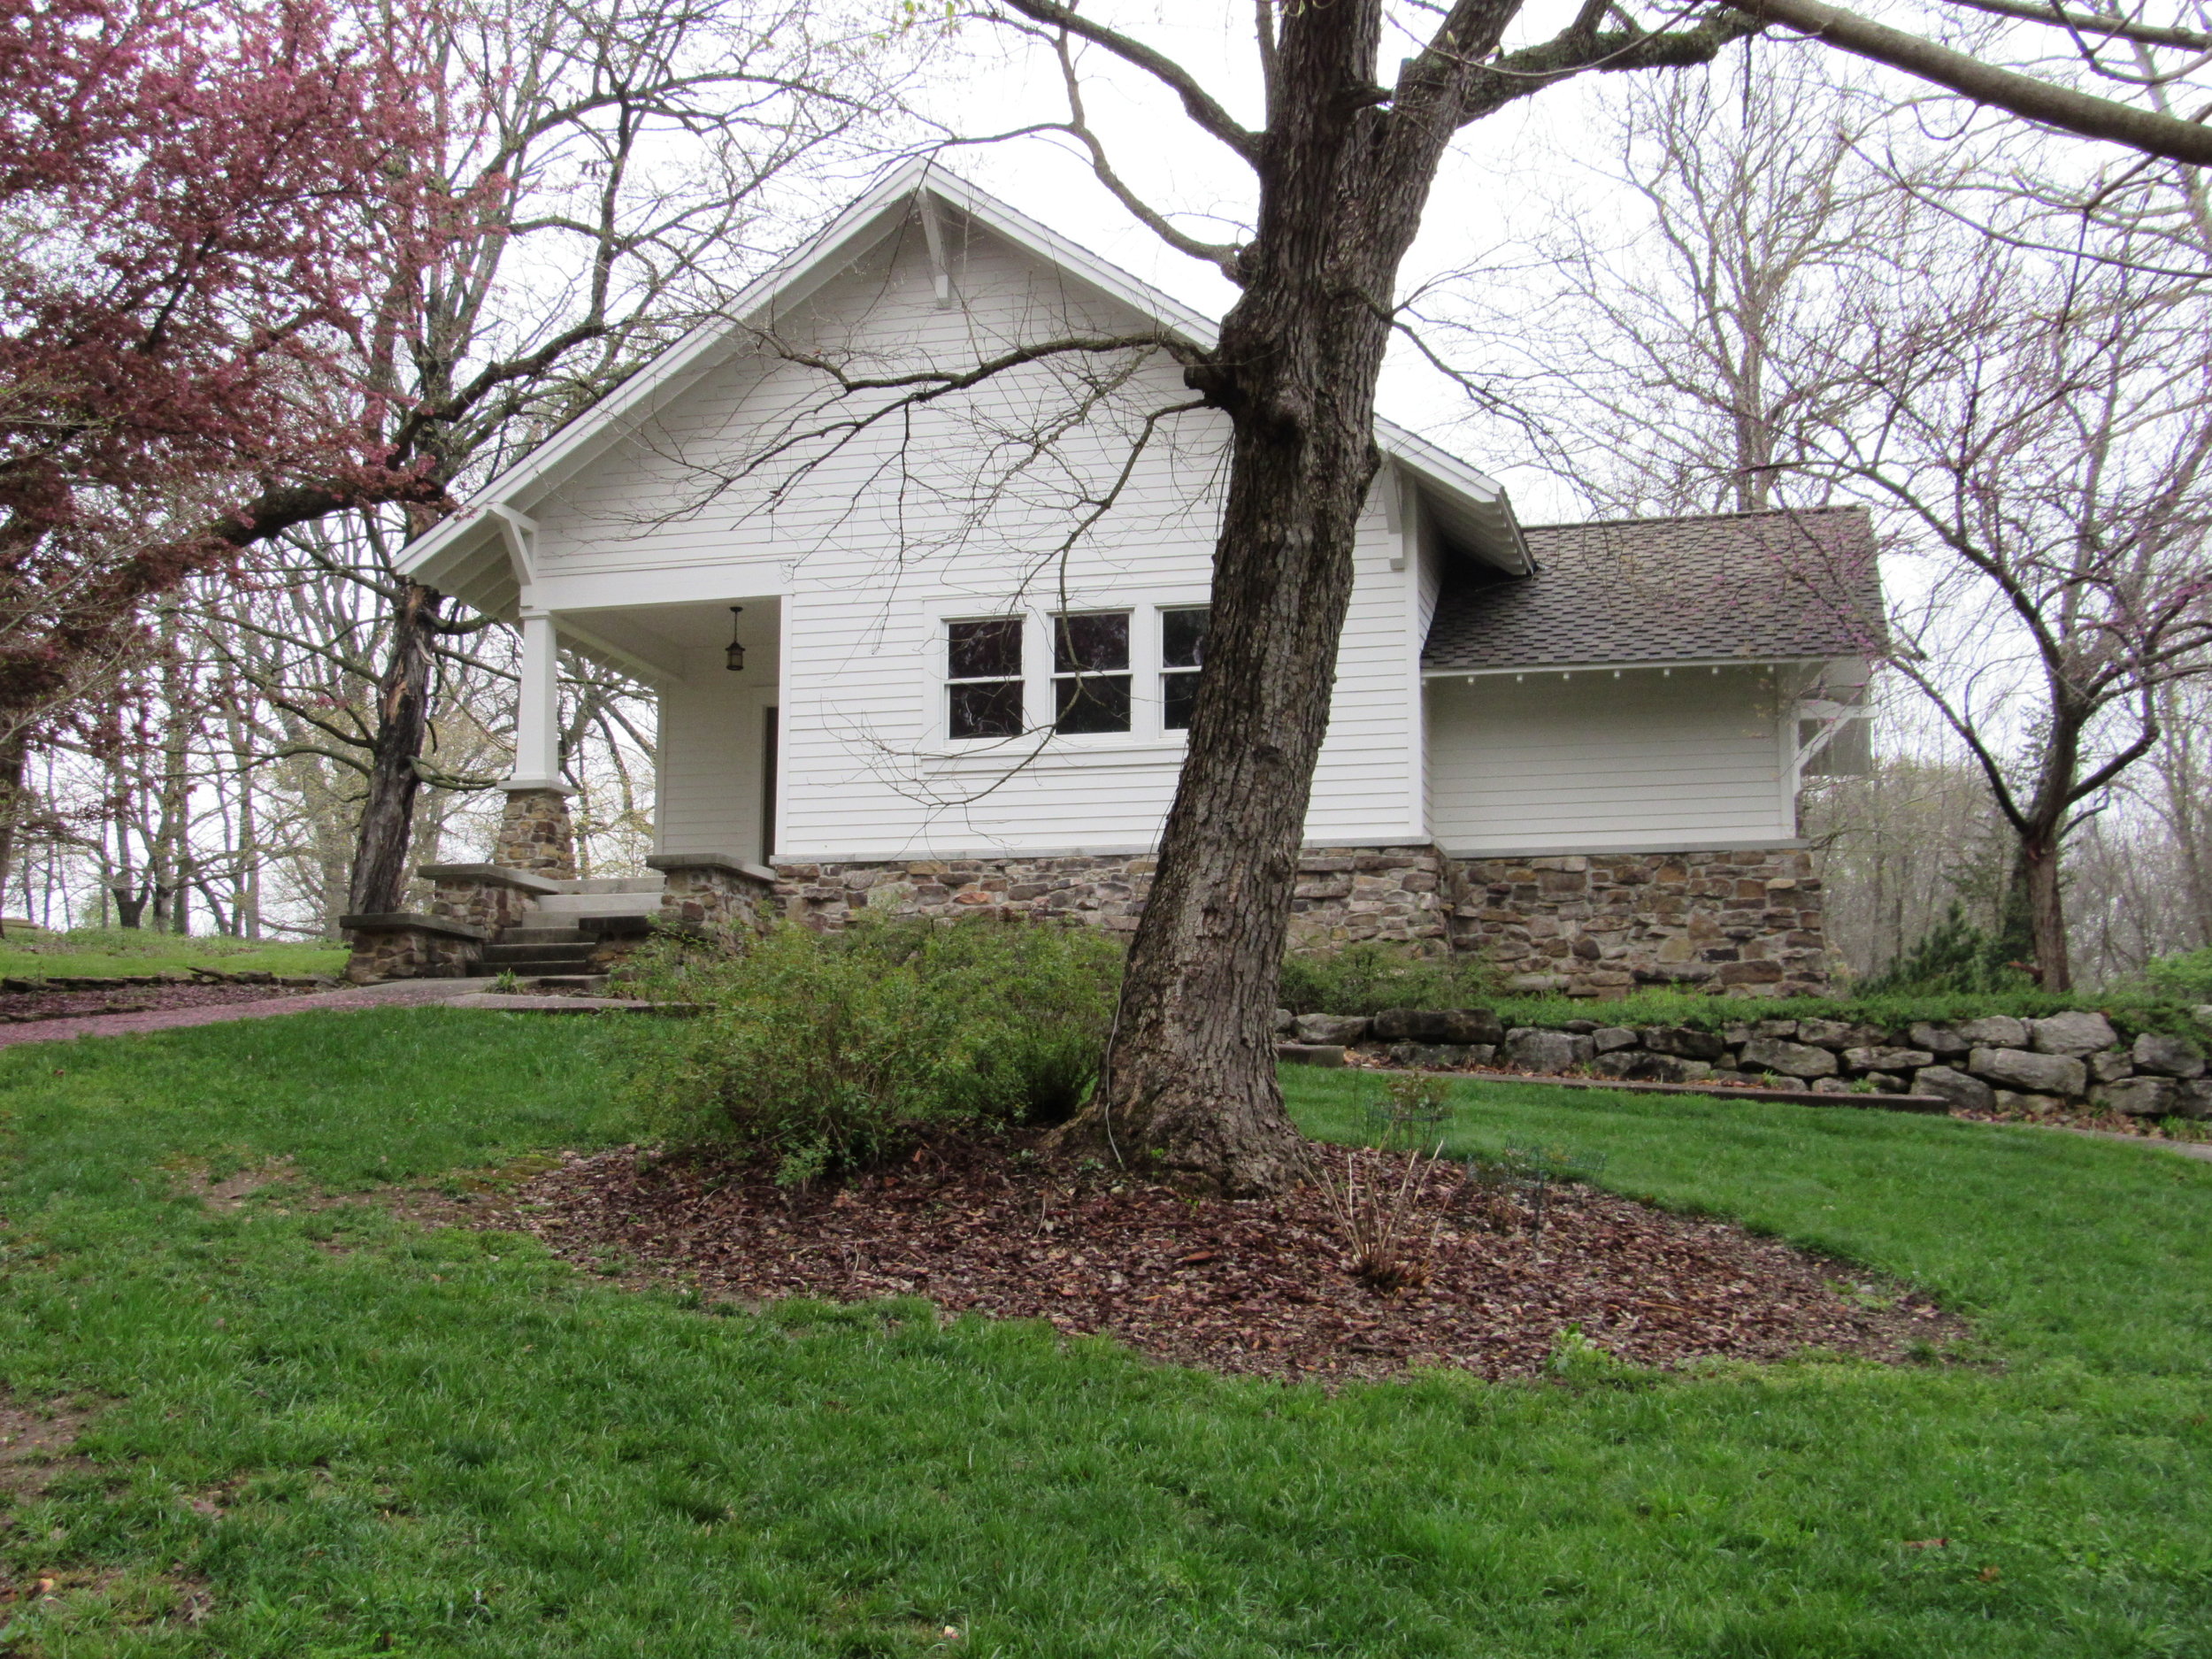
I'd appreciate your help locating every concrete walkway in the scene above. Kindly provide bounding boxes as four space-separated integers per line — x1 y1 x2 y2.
0 979 509 1048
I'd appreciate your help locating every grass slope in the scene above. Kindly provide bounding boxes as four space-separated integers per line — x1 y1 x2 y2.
0 1013 2202 1656
0 929 347 982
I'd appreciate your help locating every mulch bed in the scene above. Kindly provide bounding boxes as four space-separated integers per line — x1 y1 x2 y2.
475 1141 1964 1383
1950 1100 2211 1141
0 980 320 1024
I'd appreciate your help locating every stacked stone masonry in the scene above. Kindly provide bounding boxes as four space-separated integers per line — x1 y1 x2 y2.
1279 1004 2212 1119
342 918 484 983
1447 849 1827 998
773 842 1828 998
423 866 554 935
651 856 775 939
494 787 578 878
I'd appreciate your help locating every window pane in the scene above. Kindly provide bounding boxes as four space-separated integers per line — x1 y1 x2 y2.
1053 611 1129 674
1162 606 1209 669
949 679 1023 739
1054 673 1131 734
949 617 1022 681
1162 670 1199 732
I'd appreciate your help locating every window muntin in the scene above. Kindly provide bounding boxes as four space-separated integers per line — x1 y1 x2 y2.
1052 611 1131 734
946 617 1023 740
1160 605 1209 731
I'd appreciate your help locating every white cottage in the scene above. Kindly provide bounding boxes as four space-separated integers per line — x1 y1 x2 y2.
368 164 1877 998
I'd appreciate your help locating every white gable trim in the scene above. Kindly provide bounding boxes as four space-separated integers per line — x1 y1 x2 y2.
398 158 1531 595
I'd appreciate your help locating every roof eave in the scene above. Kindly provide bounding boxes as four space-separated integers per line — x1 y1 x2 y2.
1421 652 1869 679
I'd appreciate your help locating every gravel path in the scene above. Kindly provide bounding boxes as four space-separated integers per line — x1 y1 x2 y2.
0 979 501 1048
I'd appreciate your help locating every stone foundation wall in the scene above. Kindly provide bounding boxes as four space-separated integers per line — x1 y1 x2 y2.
1447 849 1828 998
1287 847 1450 953
774 853 1157 931
770 843 1825 997
494 787 577 878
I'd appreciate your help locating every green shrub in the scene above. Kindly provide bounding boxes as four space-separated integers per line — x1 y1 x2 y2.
2140 945 2212 1001
628 918 1122 1179
1860 900 2034 995
1278 941 1498 1016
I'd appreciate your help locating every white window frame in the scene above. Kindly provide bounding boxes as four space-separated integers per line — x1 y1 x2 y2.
914 591 1211 758
940 611 1028 743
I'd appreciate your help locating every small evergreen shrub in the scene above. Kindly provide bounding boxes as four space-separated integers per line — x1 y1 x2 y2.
628 918 1121 1179
1278 941 1500 1016
1861 901 2035 995
2140 945 2212 1002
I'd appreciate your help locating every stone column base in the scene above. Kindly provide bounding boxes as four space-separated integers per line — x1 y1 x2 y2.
493 786 577 878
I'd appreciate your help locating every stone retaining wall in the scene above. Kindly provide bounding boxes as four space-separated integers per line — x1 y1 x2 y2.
649 854 776 940
420 864 560 935
1279 1004 2212 1119
340 915 486 983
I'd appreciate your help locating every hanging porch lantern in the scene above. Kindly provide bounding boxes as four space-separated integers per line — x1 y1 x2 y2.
725 606 745 672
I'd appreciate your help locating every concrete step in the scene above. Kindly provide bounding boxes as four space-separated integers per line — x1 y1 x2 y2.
532 892 666 919
525 974 611 994
481 941 597 968
549 876 664 895
497 926 591 947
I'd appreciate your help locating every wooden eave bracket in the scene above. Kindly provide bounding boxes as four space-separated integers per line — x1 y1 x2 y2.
488 503 538 588
916 189 956 310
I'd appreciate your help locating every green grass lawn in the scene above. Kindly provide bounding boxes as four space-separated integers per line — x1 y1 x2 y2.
0 928 348 982
1 1014 2208 1656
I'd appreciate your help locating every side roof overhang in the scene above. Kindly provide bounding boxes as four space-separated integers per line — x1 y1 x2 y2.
397 158 1532 618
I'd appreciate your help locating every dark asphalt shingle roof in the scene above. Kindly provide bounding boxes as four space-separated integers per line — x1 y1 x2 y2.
1421 506 1882 672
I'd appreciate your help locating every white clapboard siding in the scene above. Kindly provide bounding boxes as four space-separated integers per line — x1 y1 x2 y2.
657 644 779 863
1426 668 1792 854
523 206 1424 861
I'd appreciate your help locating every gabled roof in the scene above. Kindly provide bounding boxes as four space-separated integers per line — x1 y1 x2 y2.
1421 506 1883 675
397 158 1531 606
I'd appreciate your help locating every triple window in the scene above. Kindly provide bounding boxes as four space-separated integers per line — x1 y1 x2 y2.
944 607 1209 741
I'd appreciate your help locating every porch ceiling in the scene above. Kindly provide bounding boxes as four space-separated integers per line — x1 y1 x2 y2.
554 596 780 687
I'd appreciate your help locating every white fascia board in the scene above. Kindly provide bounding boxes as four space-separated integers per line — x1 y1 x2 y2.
1422 655 1832 680
398 158 1528 580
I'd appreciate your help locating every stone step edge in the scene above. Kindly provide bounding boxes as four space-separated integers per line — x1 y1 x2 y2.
1274 1043 1950 1113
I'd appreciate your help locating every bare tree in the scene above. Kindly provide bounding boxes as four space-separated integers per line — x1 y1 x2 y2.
898 0 2212 1189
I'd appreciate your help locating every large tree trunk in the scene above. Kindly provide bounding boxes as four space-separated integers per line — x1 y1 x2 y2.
0 727 27 935
348 580 443 916
2016 830 2070 991
1050 3 1463 1193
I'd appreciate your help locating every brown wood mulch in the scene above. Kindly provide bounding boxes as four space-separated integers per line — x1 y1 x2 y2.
474 1141 1964 1383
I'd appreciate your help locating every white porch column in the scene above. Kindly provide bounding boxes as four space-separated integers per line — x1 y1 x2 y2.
492 609 577 877
510 609 562 787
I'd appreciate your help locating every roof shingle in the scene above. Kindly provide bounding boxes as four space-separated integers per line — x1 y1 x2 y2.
1421 505 1882 673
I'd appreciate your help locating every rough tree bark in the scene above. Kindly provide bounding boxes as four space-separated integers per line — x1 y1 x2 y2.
0 726 25 933
1048 2 1525 1192
347 580 444 916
